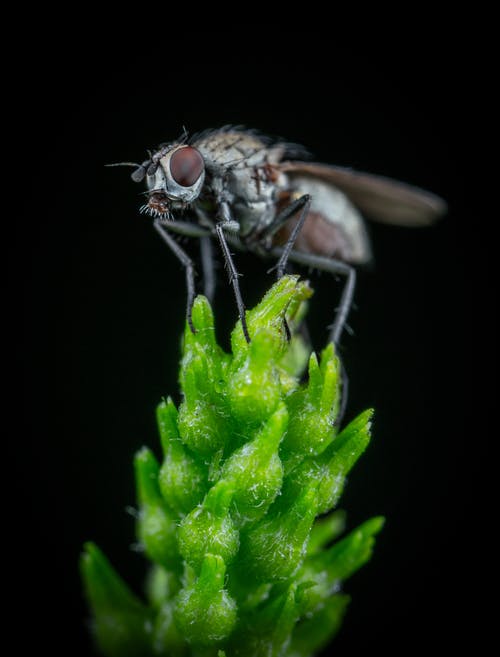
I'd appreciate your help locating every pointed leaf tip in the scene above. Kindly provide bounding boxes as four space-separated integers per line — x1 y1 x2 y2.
80 543 153 656
174 554 237 646
289 593 350 656
190 294 216 336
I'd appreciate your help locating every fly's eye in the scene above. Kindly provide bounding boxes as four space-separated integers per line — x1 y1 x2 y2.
170 147 204 187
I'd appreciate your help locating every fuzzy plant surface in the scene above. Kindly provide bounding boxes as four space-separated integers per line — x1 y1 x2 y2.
81 275 383 657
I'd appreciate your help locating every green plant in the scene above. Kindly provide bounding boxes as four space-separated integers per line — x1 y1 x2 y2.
81 275 383 656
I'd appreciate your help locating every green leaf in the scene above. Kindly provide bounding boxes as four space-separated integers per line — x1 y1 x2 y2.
145 565 181 609
306 510 347 556
135 447 181 570
284 408 374 515
181 295 230 388
177 362 228 456
152 601 188 656
177 296 230 456
282 344 340 461
238 482 318 582
157 398 207 516
221 402 287 527
174 554 237 646
317 516 385 582
80 543 153 656
316 408 373 514
226 329 283 426
178 480 239 571
297 516 385 614
287 594 350 657
228 583 300 657
230 275 312 357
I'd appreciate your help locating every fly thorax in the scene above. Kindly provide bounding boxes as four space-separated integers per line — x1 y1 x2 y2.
227 166 285 236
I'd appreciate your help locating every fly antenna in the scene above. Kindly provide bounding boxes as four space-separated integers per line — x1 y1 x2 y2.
105 160 151 183
105 162 141 168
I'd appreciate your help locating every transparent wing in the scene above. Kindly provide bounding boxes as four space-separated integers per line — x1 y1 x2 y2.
281 161 447 226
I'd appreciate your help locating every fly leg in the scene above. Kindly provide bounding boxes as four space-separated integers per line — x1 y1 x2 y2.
191 207 217 304
262 197 355 344
153 219 210 333
155 208 249 341
270 248 356 348
270 247 355 425
200 235 216 304
337 361 349 428
258 195 311 340
214 219 250 343
262 194 311 277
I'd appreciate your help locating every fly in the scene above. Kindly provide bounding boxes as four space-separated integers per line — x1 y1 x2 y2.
109 125 447 346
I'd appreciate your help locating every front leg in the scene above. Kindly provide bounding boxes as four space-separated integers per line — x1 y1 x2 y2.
153 219 197 333
214 216 250 343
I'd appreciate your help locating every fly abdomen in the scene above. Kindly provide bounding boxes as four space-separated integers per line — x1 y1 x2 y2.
285 176 372 265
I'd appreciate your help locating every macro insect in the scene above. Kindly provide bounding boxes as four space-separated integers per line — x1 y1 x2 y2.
110 126 446 345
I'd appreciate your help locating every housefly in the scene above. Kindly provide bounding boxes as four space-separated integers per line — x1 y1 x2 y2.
111 126 446 345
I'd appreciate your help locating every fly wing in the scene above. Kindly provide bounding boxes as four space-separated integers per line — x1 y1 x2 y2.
280 161 447 226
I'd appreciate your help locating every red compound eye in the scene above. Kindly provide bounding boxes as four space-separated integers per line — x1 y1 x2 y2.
169 147 204 187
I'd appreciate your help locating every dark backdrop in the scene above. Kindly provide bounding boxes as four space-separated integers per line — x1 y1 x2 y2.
23 33 487 656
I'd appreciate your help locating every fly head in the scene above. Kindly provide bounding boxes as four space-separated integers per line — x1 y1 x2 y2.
132 143 206 219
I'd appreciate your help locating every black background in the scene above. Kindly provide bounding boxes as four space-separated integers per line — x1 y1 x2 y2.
22 30 489 656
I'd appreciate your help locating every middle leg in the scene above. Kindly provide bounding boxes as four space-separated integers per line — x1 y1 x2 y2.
270 247 356 347
261 194 312 278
